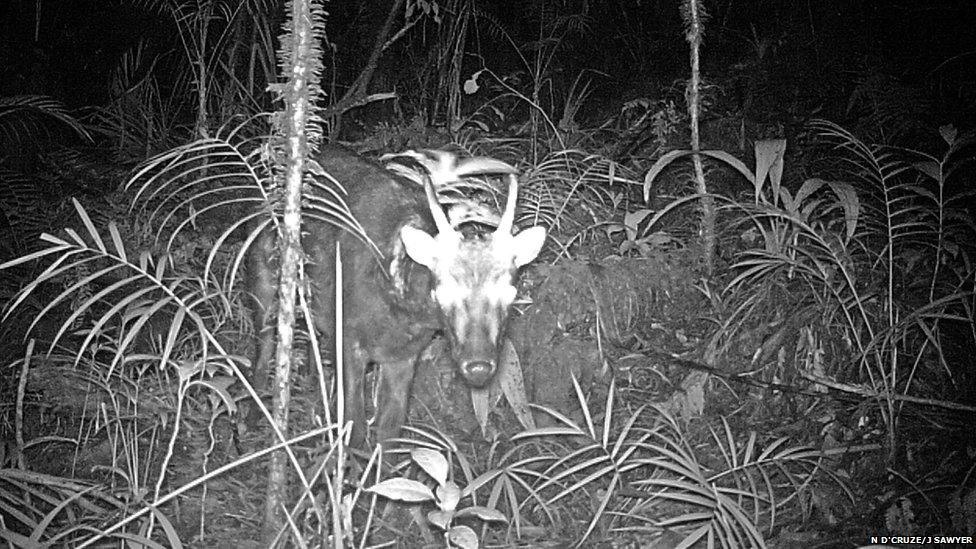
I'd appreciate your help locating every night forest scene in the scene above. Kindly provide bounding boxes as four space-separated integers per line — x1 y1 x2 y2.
1 0 976 547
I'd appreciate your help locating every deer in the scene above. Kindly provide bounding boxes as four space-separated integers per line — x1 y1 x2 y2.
247 145 546 447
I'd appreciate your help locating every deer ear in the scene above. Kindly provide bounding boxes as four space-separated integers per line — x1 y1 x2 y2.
511 226 547 267
400 226 438 268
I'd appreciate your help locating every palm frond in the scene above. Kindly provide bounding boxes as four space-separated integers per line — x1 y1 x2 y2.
0 95 92 150
523 148 639 231
1 200 241 380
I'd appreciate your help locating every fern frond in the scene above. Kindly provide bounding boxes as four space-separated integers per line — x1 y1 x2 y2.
0 95 92 148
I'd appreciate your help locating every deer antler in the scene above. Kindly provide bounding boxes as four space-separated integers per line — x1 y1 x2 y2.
495 175 518 236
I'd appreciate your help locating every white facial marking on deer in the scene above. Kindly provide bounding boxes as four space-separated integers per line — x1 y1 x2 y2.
433 278 468 307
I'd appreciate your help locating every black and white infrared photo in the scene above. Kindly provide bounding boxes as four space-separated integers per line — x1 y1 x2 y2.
1 0 976 547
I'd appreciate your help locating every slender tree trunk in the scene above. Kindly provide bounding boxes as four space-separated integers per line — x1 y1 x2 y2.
323 0 405 131
263 0 323 541
194 7 210 139
682 0 715 276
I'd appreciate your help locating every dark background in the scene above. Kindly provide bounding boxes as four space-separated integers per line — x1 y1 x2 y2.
3 0 975 136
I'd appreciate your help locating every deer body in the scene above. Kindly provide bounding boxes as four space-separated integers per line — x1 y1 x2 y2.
247 145 545 446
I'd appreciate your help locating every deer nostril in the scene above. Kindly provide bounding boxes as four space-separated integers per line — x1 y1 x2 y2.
461 360 495 387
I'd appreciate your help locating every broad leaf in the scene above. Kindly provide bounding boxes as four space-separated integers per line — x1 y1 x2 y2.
412 448 449 487
456 506 508 523
448 525 478 549
367 478 434 502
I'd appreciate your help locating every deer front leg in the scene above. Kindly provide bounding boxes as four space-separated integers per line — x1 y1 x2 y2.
244 228 278 426
373 359 417 446
343 341 369 448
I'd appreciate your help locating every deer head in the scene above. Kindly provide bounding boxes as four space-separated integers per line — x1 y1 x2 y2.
400 173 546 387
